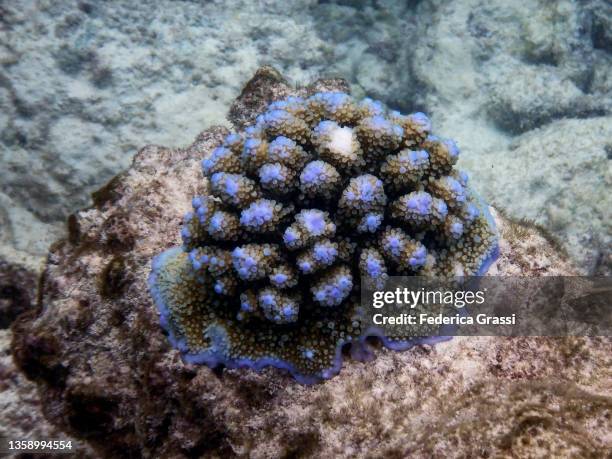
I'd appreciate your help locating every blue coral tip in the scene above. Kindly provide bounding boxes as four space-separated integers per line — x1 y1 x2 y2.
444 139 460 158
303 349 315 360
410 112 432 130
192 196 203 208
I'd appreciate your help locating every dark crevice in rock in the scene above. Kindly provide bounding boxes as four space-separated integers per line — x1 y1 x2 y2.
0 260 36 329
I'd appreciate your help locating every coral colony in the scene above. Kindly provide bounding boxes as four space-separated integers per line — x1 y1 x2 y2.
149 92 499 383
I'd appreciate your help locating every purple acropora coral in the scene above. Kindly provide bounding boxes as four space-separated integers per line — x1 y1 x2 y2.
149 92 499 384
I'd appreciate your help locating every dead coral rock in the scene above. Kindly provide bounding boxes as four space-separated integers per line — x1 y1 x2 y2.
11 69 611 458
228 65 290 129
0 259 37 329
0 330 94 459
0 259 92 459
228 64 350 130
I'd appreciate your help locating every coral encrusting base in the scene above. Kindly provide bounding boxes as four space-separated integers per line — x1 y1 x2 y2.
149 91 498 383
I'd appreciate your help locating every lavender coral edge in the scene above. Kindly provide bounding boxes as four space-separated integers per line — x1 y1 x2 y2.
148 91 499 384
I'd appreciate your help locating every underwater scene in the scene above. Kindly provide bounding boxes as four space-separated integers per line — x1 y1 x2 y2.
0 0 610 458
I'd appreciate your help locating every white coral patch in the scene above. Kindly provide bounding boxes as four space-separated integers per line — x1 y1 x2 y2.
326 125 357 159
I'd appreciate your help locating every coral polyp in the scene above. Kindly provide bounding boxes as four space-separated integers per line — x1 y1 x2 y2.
149 92 498 383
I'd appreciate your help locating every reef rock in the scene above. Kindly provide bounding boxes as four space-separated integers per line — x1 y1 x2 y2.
0 259 91 458
0 259 37 330
11 70 611 458
472 116 612 275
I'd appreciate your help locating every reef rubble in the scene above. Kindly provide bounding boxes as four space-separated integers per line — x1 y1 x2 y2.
10 69 611 458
